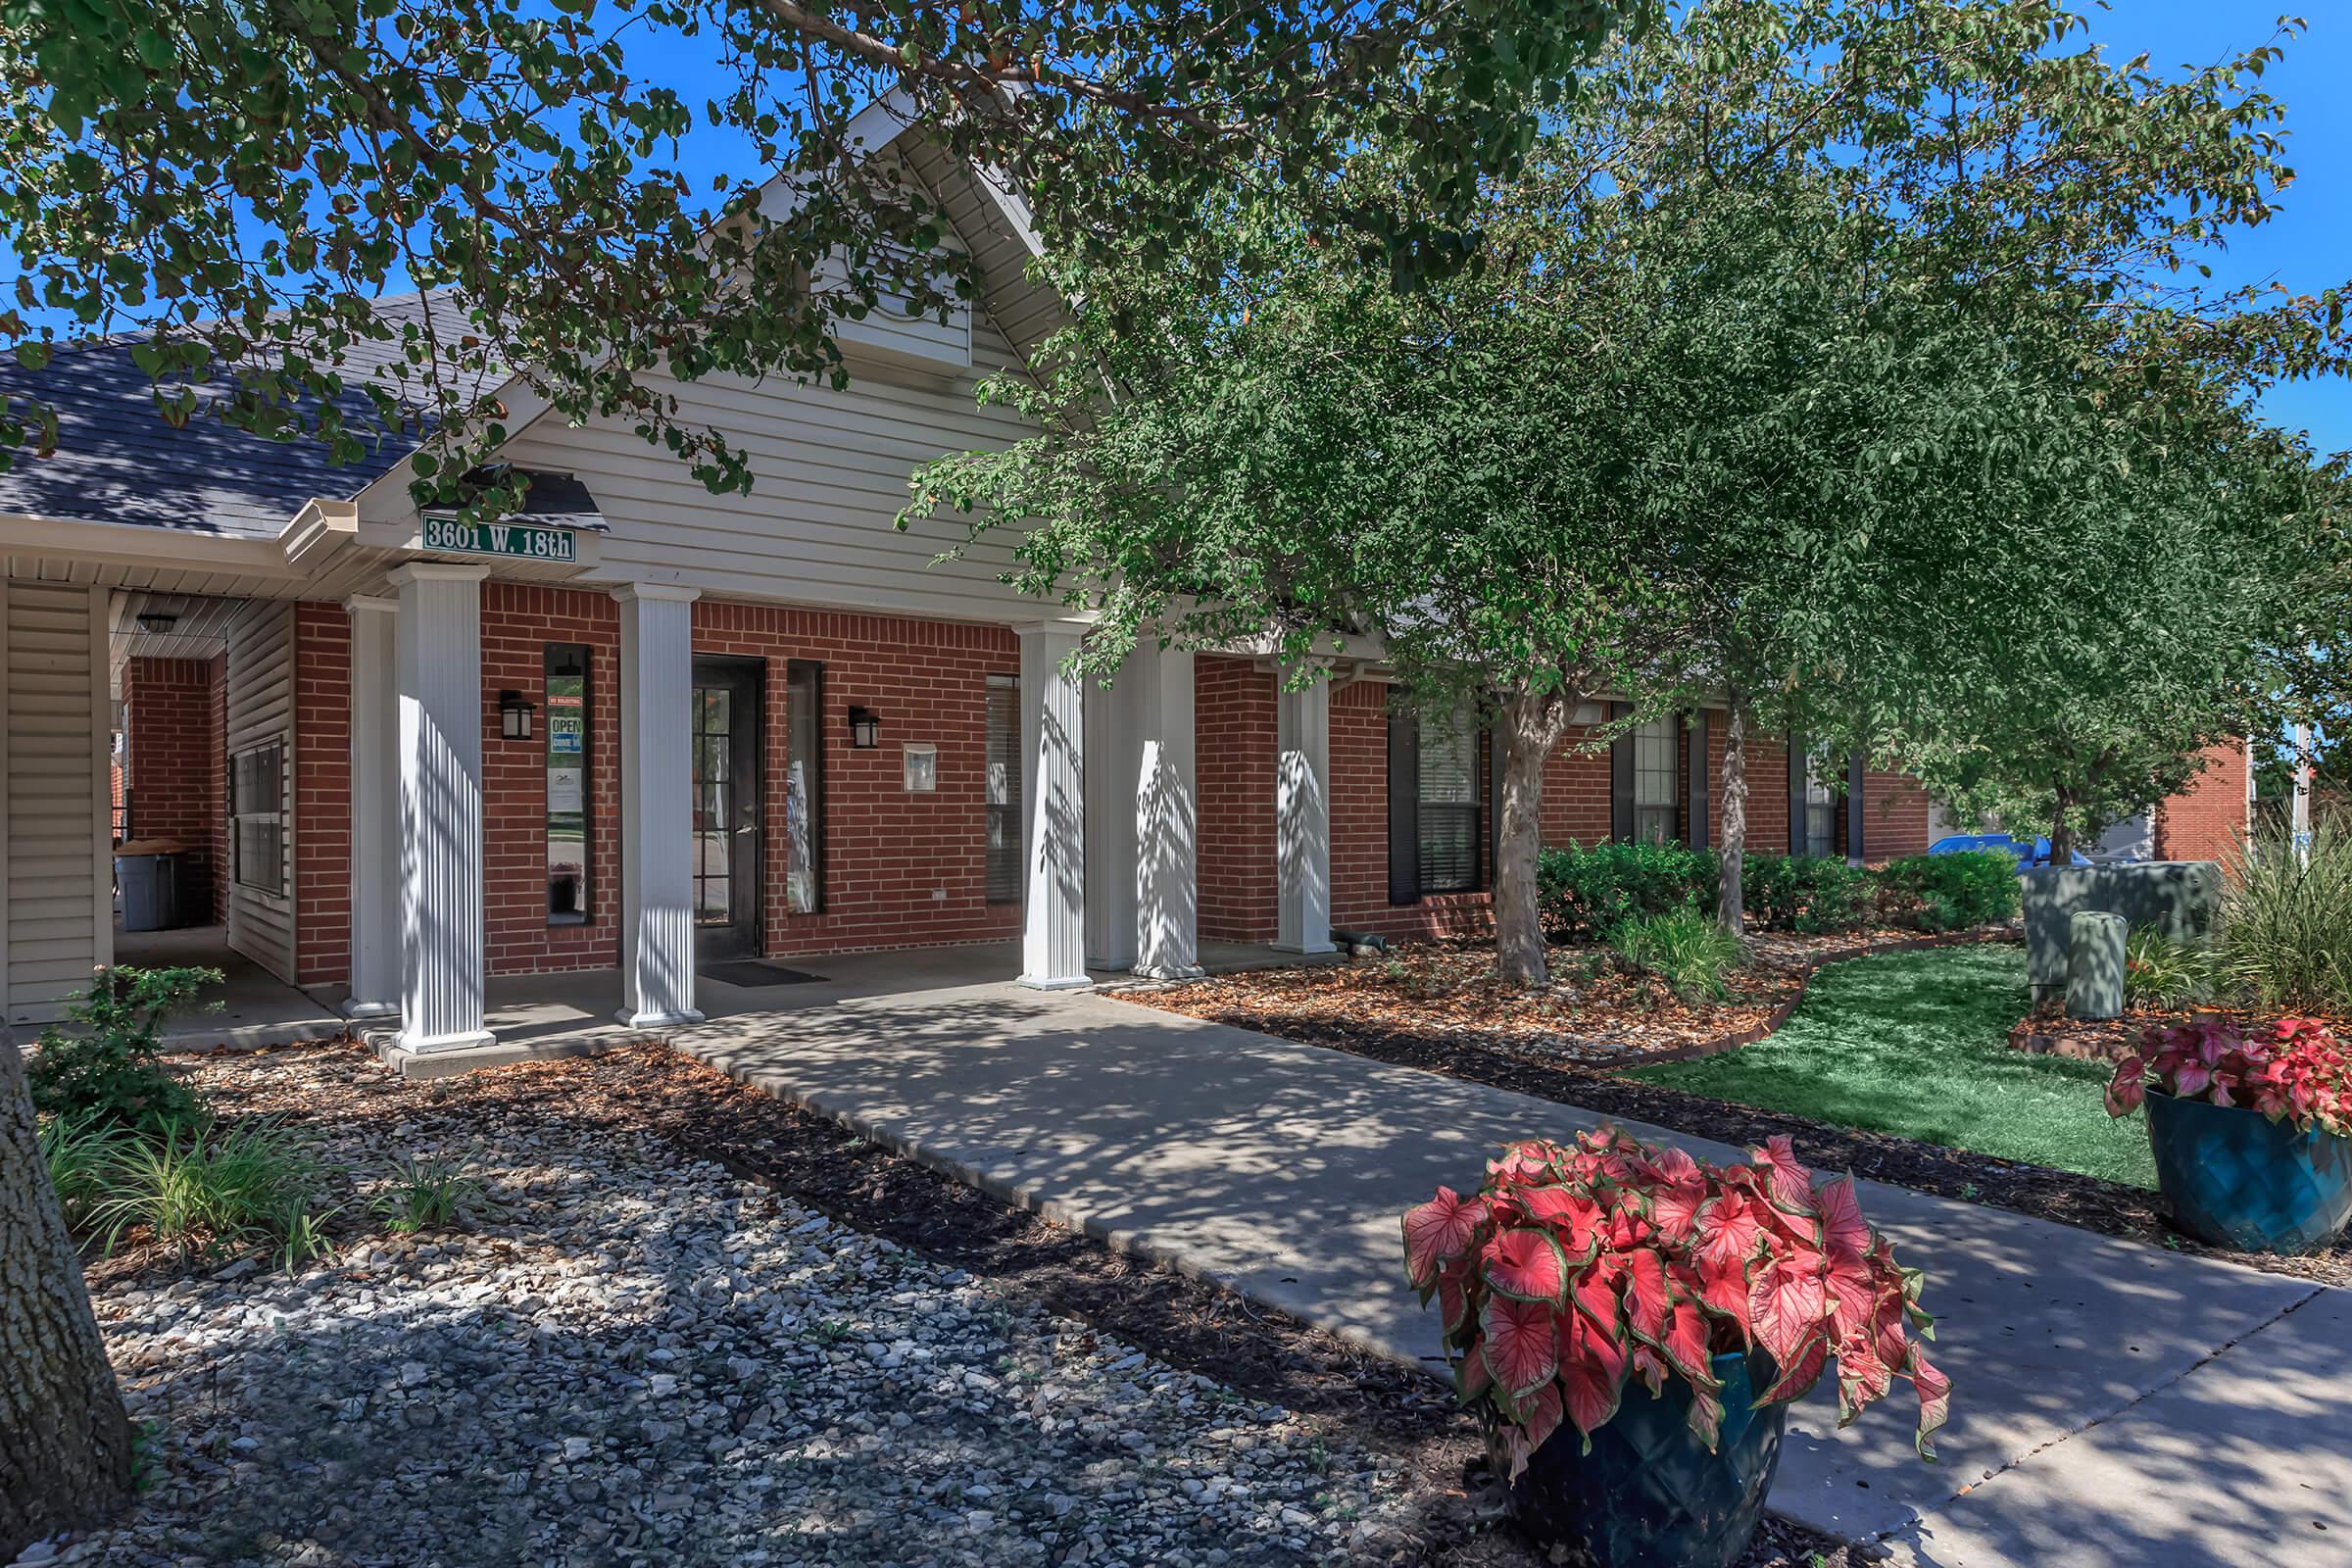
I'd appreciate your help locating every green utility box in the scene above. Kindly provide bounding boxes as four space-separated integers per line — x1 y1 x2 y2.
2020 861 2221 1000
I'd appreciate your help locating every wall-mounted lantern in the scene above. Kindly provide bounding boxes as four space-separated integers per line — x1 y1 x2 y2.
498 689 537 742
847 705 882 749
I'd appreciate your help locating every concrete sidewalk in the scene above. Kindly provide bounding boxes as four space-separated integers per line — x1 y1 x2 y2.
674 980 2347 1567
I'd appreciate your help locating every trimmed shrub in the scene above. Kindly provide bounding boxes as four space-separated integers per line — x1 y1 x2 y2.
1608 907 1744 1000
1876 851 2023 933
1742 853 1874 934
26 964 220 1132
2219 823 2352 1015
1536 841 1718 942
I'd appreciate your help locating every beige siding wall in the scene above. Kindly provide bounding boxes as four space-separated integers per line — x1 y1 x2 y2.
503 332 1049 621
3 581 111 1031
223 600 296 983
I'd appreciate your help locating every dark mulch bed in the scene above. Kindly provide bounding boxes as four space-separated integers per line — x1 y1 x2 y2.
2007 1004 2194 1062
1164 1004 2352 1292
174 1041 1854 1568
1140 929 2005 1069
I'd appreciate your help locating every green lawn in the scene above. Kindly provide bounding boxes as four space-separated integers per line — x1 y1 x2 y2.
1629 945 2157 1188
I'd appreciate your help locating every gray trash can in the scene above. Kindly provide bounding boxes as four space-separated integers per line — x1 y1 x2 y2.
117 852 181 932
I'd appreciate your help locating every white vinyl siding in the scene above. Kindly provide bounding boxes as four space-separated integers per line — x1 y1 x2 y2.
4 581 111 1030
494 147 1066 627
223 601 297 983
500 348 1044 623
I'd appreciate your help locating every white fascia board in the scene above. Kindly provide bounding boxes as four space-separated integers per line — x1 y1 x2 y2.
0 511 312 583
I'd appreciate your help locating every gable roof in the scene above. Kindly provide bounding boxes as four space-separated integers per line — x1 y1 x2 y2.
0 292 477 539
0 109 1068 549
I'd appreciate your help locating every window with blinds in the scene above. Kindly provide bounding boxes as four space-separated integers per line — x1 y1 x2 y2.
985 674 1022 904
1803 756 1837 858
1633 716 1679 844
1417 707 1483 894
230 741 285 895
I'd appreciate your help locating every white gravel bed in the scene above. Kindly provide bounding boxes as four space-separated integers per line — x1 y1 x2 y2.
38 1086 1419 1567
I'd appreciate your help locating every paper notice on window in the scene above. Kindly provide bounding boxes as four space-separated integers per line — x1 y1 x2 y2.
548 765 584 814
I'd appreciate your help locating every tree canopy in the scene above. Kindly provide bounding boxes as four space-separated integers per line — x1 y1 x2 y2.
908 0 2351 965
0 0 1641 514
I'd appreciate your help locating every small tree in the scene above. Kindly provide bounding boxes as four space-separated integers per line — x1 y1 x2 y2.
912 171 1703 985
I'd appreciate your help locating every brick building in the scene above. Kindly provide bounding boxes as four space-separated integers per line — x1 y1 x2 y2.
0 98 1968 1062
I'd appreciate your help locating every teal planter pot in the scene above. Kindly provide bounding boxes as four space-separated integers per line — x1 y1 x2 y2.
1508 1350 1786 1568
2146 1089 2352 1254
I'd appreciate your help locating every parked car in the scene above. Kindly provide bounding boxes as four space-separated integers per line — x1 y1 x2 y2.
1929 832 2091 867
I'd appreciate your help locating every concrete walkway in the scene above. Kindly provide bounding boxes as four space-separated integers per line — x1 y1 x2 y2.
673 980 2349 1567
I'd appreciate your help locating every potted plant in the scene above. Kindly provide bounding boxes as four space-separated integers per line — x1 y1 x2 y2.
1401 1127 1948 1568
2105 1017 2352 1253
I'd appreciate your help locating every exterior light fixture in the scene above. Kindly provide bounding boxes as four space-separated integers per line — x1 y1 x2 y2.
498 689 536 742
847 706 882 749
136 612 178 634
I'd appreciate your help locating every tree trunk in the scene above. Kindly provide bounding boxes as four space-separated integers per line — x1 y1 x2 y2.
2049 792 2077 866
1716 695 1749 935
1495 691 1569 989
1 1038 133 1559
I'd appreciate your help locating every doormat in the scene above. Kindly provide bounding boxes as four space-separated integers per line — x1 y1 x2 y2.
701 960 829 989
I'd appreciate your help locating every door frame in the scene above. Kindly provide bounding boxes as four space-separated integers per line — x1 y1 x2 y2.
691 656 766 961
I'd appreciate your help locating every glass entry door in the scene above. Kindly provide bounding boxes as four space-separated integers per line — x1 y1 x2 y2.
691 659 764 959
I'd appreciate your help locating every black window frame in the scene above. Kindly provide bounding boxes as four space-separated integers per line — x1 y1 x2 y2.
1389 698 1487 903
784 659 825 915
544 642 593 926
983 672 1021 904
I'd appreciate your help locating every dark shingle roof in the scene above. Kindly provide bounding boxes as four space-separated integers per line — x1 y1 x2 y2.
0 293 498 540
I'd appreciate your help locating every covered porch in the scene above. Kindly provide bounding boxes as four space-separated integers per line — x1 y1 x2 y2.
367 937 1338 1077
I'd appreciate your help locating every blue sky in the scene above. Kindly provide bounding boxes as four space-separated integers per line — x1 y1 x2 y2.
613 3 2352 461
2075 4 2352 457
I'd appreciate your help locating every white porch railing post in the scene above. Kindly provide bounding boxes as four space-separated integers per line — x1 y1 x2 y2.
1275 669 1335 955
389 564 493 1054
1133 645 1200 979
1017 622 1090 988
612 584 707 1030
342 595 401 1019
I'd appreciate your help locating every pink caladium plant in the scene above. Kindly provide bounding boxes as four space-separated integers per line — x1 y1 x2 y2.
1401 1126 1948 1482
2107 1017 2352 1138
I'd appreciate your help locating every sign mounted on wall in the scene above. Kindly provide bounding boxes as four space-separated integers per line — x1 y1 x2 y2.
420 515 580 564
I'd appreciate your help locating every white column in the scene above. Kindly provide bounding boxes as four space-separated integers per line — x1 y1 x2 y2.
342 596 401 1019
1275 670 1335 954
390 564 492 1055
1018 622 1090 988
1083 673 1138 970
612 584 707 1029
1132 646 1200 979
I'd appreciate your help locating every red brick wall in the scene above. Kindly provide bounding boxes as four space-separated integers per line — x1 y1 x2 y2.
1860 767 1932 861
482 586 623 974
2156 740 2250 863
122 656 222 920
692 600 1023 958
1704 719 1793 854
294 585 628 986
293 606 352 985
1196 656 1278 943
